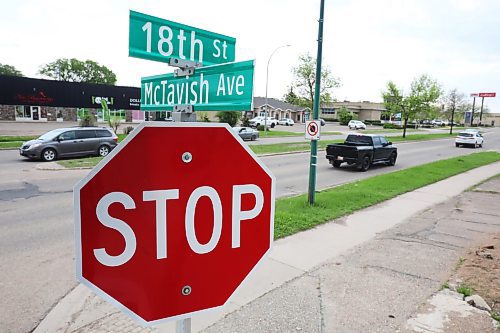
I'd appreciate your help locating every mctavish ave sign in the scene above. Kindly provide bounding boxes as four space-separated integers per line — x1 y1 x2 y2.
74 122 275 326
129 10 236 66
141 60 254 111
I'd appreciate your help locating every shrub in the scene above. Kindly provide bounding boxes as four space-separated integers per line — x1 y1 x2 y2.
257 125 266 131
216 111 240 127
123 126 134 134
338 106 353 125
383 123 402 129
241 117 251 127
79 114 96 127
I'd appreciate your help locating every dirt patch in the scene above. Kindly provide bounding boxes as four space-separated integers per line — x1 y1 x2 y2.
448 233 500 316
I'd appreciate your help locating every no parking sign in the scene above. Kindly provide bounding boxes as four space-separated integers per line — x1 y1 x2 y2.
305 120 321 140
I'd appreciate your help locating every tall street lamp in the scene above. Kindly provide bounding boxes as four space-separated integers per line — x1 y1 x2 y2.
264 44 291 133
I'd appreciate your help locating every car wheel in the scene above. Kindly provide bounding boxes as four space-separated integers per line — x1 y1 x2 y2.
98 145 110 157
333 161 342 168
41 148 57 162
387 153 397 166
359 156 371 172
479 142 483 148
455 143 460 147
270 123 275 128
251 135 257 141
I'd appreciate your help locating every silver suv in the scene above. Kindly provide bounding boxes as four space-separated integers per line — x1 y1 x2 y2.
19 127 118 161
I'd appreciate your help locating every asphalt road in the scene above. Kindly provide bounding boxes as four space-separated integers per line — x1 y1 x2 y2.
1 127 499 333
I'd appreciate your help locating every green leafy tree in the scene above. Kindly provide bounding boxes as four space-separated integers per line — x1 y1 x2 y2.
0 63 23 76
338 106 355 125
216 111 240 127
382 74 441 137
290 53 341 111
39 58 117 84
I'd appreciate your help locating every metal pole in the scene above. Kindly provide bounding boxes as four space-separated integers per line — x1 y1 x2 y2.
449 104 455 135
470 97 476 126
307 0 325 205
176 318 191 333
479 97 485 125
265 45 291 135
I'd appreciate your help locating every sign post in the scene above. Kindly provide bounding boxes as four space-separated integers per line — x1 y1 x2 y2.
308 0 325 205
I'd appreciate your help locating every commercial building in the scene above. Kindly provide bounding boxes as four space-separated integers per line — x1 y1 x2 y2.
0 75 145 123
320 101 385 121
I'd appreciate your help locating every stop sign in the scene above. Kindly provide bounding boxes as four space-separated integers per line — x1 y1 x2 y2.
74 122 275 326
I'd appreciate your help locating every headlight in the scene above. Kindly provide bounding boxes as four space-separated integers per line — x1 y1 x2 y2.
29 143 41 149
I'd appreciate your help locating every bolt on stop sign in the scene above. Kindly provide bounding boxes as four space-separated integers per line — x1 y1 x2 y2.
74 122 275 326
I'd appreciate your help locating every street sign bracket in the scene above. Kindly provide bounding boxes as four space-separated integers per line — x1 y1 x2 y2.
173 105 196 122
169 58 202 78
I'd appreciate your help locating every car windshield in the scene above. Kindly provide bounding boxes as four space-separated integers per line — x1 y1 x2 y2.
37 129 67 141
458 133 473 137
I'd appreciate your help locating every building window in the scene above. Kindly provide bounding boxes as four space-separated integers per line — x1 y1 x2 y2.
321 107 336 115
15 105 31 118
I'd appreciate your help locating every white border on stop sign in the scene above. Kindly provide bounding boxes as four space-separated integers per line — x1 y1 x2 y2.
73 121 276 327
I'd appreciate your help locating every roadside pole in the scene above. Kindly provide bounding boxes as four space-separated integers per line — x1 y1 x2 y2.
307 0 325 205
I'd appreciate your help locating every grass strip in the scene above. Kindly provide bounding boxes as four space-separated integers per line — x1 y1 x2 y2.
57 157 103 168
0 141 24 149
274 151 500 239
258 130 341 137
250 133 453 155
0 135 38 142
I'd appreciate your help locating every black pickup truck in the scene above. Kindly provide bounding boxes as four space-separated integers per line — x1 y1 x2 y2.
326 134 397 171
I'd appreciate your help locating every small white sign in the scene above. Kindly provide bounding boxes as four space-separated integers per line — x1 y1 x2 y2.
305 120 321 140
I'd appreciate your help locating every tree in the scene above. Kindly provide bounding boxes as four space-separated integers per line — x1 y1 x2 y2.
338 106 356 125
216 111 240 127
382 74 441 137
290 53 341 111
38 58 117 84
0 63 23 76
442 89 467 134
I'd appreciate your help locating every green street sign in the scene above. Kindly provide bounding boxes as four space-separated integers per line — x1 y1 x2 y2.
141 60 254 111
129 10 236 66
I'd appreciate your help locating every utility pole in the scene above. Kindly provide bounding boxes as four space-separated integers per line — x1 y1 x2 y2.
307 0 325 205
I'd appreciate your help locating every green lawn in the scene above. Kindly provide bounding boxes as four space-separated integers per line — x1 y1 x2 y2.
0 135 37 149
258 130 342 137
250 133 454 155
274 152 500 239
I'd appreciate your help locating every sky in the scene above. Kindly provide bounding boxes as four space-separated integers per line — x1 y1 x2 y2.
1 0 499 112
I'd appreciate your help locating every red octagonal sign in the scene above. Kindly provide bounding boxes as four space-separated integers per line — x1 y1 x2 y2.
74 122 275 326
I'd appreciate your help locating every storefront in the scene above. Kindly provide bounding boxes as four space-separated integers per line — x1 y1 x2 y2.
0 75 142 122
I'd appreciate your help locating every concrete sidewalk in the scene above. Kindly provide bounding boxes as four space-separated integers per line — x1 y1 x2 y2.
34 162 500 333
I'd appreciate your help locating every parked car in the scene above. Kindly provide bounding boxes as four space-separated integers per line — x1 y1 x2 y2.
249 116 277 128
455 131 484 148
19 127 118 161
348 120 367 130
325 134 397 171
277 118 295 126
232 127 259 141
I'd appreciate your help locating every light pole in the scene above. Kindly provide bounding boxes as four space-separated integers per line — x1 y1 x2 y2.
264 44 291 133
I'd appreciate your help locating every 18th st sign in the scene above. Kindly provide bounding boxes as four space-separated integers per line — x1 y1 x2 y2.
129 10 236 66
141 60 254 111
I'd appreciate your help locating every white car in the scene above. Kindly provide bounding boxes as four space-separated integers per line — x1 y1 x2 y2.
249 116 277 128
277 118 295 126
348 120 366 130
455 131 484 148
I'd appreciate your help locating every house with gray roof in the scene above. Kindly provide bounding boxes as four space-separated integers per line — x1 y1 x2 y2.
249 97 308 123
